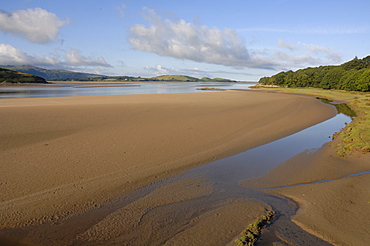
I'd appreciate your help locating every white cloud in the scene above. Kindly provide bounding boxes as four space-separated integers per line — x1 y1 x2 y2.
239 26 369 35
143 64 256 80
128 8 276 69
145 65 209 77
298 41 342 63
65 49 111 67
116 4 126 18
271 41 342 69
0 44 111 69
0 8 69 43
0 43 58 65
278 39 297 50
128 8 343 71
299 42 332 53
0 43 30 64
144 65 171 75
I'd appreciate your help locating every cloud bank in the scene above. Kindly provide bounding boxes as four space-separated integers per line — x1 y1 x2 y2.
128 8 275 69
275 39 342 69
128 8 342 71
0 44 111 69
144 64 255 79
65 49 111 67
0 8 69 43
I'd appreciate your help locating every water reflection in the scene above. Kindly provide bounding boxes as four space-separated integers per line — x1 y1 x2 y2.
0 82 256 99
316 97 357 118
185 113 352 184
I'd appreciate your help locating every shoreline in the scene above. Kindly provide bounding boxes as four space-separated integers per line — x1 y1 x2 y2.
242 87 370 245
243 140 370 245
0 90 341 244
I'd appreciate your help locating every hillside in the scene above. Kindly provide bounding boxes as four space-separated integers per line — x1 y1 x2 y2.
0 65 102 80
150 75 198 81
0 65 236 82
259 56 370 92
149 75 236 82
0 68 47 84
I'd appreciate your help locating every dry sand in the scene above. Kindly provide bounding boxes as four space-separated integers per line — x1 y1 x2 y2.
0 90 343 245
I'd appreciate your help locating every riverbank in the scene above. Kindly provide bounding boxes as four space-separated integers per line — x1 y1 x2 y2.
242 87 370 245
0 90 335 245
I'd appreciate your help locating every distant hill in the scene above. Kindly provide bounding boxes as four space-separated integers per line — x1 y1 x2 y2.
0 65 102 80
149 75 236 82
151 75 198 81
259 55 370 92
71 74 236 82
0 65 236 82
0 67 48 84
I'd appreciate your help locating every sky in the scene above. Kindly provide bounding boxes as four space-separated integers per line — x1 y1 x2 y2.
0 0 369 81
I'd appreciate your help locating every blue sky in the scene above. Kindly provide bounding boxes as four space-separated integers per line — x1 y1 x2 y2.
0 0 369 81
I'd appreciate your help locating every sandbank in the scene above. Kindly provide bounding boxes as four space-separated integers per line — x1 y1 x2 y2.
242 140 370 246
0 90 336 245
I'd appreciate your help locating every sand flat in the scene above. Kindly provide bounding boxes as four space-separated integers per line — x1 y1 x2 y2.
0 90 336 244
242 137 370 246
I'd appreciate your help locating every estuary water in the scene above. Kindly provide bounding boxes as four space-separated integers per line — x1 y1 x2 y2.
0 82 256 98
185 112 353 184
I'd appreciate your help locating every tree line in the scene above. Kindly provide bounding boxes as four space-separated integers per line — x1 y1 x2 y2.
259 56 370 92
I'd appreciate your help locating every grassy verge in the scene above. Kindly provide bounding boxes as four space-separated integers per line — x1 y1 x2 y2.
234 210 275 246
259 87 370 156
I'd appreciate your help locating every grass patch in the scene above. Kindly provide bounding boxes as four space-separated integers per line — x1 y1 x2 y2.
316 97 357 117
197 87 225 91
260 87 370 156
234 210 275 246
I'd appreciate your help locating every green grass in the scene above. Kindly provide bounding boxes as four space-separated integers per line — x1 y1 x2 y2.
315 97 357 117
197 87 225 91
234 210 275 246
262 87 370 156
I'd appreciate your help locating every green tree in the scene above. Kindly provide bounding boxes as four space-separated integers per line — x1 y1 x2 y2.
339 69 363 91
355 69 370 91
319 67 345 89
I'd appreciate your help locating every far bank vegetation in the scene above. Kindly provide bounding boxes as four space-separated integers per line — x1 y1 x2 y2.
0 68 47 84
259 56 370 92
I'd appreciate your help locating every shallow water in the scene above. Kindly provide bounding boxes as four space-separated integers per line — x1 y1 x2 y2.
0 82 256 98
185 113 352 184
267 170 370 190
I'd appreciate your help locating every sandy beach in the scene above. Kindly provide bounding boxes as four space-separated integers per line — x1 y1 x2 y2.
2 89 366 245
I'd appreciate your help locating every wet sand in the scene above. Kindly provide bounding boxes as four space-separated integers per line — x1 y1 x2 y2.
0 90 339 245
242 138 370 245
